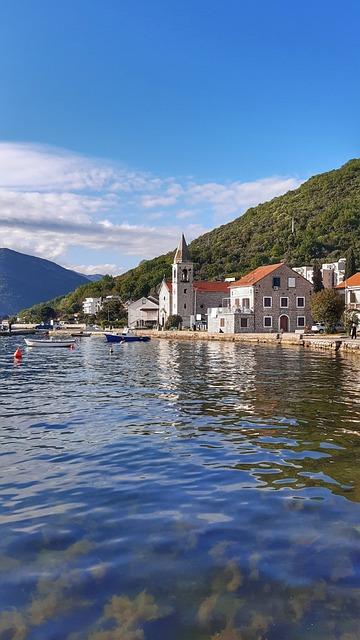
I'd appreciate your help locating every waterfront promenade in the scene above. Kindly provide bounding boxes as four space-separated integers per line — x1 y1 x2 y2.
136 328 360 354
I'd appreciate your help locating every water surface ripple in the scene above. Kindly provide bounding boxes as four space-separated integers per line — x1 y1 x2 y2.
0 337 360 639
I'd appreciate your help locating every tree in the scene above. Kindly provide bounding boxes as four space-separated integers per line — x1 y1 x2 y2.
312 261 324 293
345 247 357 279
165 314 182 330
311 289 345 332
96 298 126 327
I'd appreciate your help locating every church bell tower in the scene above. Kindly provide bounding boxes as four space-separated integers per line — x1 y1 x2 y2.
172 234 194 328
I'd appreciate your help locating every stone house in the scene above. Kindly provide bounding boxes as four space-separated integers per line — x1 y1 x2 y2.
158 234 229 328
127 296 159 329
208 263 313 334
336 273 360 316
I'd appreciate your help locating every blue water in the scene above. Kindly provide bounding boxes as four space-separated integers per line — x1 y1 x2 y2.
0 336 360 639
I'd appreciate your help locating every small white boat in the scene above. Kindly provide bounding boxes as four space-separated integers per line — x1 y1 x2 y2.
24 337 76 348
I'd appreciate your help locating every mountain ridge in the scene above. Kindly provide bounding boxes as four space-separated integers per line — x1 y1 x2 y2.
0 248 90 316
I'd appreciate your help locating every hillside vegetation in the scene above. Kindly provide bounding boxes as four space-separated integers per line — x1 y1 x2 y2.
20 159 360 319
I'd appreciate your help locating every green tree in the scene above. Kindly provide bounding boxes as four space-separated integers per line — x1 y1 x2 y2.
345 247 357 279
165 314 182 330
96 298 126 327
312 261 324 293
311 289 345 332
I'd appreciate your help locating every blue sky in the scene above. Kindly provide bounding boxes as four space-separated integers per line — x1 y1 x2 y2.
0 0 359 274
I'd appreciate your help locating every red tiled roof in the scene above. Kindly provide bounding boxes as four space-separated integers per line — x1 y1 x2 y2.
230 263 284 287
336 273 360 289
193 280 230 292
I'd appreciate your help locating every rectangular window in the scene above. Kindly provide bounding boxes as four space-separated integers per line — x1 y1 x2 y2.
240 317 248 328
288 277 296 288
184 303 186 310
263 316 272 328
242 298 250 308
263 297 272 308
272 277 281 288
184 288 187 293
234 298 240 307
297 297 305 308
280 297 288 308
297 316 305 327
220 318 225 327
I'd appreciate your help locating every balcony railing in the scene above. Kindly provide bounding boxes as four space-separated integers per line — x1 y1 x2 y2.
216 305 254 315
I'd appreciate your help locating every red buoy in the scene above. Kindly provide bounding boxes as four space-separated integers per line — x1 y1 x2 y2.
14 347 22 360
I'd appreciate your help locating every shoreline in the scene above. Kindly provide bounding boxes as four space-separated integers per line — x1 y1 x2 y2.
135 329 360 355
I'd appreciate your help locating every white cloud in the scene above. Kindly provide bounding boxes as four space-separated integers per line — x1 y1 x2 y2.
187 177 301 215
176 209 195 220
67 263 123 276
0 141 302 267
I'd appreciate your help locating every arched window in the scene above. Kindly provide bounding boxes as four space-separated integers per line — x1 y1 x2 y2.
181 268 189 282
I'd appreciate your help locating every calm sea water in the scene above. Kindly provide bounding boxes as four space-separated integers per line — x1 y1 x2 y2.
0 336 360 640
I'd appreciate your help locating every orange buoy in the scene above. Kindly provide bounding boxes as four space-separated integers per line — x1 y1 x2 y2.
14 347 22 360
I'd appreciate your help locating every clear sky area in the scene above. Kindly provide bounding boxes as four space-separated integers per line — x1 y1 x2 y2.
0 0 359 274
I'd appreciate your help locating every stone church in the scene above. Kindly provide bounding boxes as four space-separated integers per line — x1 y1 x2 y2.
159 234 229 328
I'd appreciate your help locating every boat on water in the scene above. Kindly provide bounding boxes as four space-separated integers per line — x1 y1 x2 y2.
24 337 76 348
104 328 150 343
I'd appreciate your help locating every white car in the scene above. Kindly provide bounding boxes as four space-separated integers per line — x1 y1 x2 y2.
311 323 325 333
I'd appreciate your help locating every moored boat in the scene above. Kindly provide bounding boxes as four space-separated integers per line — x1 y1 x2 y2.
104 328 150 343
24 338 76 348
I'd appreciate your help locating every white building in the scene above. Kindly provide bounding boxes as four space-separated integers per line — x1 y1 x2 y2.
293 258 346 288
127 296 159 329
336 273 360 314
82 297 102 315
158 234 229 329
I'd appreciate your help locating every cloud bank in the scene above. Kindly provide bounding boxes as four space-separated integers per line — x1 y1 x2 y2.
0 142 302 269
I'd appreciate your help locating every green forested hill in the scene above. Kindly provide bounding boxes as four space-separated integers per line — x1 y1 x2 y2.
21 159 360 318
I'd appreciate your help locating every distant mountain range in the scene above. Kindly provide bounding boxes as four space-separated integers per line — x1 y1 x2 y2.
80 273 104 282
0 248 104 316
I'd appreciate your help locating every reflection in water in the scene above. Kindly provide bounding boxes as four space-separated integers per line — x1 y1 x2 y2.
0 336 360 639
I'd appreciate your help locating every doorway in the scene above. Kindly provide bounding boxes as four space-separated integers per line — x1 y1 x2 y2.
279 315 289 332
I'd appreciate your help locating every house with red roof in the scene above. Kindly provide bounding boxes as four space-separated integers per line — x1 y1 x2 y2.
208 262 313 333
336 272 360 314
158 234 229 328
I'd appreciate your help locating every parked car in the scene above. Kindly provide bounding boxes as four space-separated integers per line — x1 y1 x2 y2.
311 323 326 333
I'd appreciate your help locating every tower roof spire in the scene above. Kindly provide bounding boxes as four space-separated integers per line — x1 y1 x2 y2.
174 233 191 263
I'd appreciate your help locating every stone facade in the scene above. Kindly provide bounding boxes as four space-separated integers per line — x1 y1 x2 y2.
208 263 313 334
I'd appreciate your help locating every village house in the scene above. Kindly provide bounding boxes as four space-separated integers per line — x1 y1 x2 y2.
208 263 313 334
336 273 360 316
158 234 229 328
127 296 159 329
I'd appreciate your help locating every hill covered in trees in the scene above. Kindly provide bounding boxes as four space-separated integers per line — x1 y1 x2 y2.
20 159 360 320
